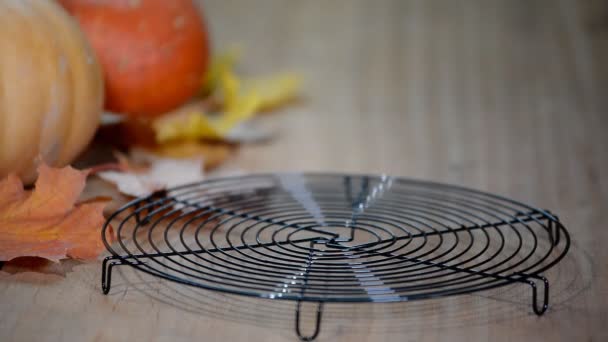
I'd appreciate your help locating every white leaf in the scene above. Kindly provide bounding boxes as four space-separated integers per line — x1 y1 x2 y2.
97 153 205 198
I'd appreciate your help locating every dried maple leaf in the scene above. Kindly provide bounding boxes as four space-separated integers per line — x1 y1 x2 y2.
0 164 108 262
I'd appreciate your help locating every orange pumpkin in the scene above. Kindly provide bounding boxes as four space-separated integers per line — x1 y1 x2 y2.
59 0 211 117
0 0 104 184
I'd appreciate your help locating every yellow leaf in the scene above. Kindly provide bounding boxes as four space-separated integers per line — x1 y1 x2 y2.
152 102 222 143
219 68 241 109
216 91 261 134
152 93 261 143
154 47 301 144
201 48 241 95
241 73 302 111
213 71 301 135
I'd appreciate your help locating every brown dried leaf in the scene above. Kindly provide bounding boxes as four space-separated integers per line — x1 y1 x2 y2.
1 257 81 276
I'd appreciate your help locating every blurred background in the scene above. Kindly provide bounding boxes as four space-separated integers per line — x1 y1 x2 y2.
202 0 607 206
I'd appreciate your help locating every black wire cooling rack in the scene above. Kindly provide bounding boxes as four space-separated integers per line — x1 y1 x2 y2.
101 173 570 341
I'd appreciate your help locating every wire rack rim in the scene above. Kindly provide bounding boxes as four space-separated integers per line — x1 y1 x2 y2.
103 171 562 226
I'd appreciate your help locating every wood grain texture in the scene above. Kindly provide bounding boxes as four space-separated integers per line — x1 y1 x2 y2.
1 0 607 341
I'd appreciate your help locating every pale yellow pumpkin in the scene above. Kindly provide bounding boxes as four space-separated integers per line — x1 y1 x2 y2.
0 0 103 184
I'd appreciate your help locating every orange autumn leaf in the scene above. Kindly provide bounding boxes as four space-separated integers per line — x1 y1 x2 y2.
0 164 109 262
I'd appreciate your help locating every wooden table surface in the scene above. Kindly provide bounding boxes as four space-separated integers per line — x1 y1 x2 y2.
1 0 607 341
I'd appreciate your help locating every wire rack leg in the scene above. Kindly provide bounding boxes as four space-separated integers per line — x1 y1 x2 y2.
295 301 324 342
101 257 123 295
525 275 550 315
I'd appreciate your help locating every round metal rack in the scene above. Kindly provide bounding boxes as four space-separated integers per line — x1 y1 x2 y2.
101 173 570 341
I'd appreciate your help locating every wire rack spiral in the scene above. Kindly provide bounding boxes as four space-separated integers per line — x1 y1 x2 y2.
101 173 570 341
